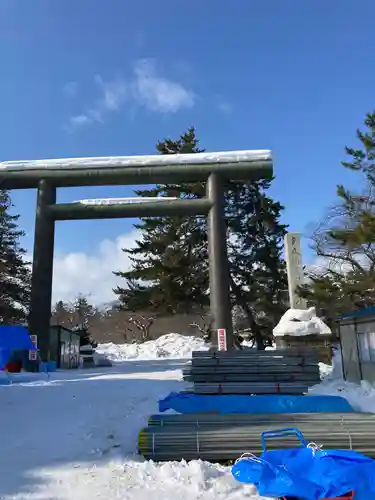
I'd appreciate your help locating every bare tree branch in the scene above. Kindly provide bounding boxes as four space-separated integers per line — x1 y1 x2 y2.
128 314 156 342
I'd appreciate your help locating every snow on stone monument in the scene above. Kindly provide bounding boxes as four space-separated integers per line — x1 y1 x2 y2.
274 234 332 362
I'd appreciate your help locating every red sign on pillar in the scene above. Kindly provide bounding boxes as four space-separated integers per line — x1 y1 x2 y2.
217 329 227 351
29 334 38 361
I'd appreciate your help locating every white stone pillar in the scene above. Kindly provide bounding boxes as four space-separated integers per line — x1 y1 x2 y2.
284 232 307 309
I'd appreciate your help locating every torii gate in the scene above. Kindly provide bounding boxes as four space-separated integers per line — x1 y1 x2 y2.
0 150 273 359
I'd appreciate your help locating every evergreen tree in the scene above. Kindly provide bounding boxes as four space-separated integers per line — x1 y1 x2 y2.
114 127 208 315
226 180 288 347
300 111 375 324
0 190 31 323
51 296 98 347
52 300 70 326
72 294 97 329
114 128 288 347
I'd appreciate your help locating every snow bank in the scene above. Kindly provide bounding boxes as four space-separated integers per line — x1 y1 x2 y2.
310 347 375 413
309 377 375 413
93 351 112 367
273 307 331 337
18 459 264 500
119 460 262 500
96 333 209 362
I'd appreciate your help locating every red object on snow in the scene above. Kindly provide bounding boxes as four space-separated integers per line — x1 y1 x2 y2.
326 493 354 500
281 492 354 500
5 360 22 373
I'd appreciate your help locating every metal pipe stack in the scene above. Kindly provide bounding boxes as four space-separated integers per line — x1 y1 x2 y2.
183 348 321 394
138 348 373 463
138 412 375 461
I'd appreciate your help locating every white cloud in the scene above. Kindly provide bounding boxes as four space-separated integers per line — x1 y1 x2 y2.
90 75 128 119
52 230 139 306
63 81 79 97
216 97 232 114
70 114 93 127
66 76 127 131
65 59 195 131
132 59 195 113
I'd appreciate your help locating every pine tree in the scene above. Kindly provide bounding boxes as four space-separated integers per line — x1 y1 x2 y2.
52 296 98 347
113 127 208 316
300 111 375 323
0 190 31 323
114 128 288 347
226 180 288 347
72 294 97 329
52 300 70 326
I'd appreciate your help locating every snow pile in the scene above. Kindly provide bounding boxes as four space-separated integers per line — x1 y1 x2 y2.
310 346 375 412
118 460 263 500
93 351 112 367
12 459 265 500
317 347 341 380
273 307 331 337
309 376 375 413
319 361 333 378
96 333 209 362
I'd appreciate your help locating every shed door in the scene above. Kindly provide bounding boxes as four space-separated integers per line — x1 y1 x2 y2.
340 324 361 383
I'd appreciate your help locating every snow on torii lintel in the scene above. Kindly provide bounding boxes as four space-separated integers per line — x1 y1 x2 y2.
0 149 272 171
75 197 179 205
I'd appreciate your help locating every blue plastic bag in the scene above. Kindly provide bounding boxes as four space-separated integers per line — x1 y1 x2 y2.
232 453 323 499
231 427 375 499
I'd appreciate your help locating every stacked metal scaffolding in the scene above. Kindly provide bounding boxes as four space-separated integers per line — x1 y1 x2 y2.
182 348 321 394
138 412 375 461
138 348 374 462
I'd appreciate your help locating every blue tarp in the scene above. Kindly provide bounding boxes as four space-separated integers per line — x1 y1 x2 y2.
0 325 36 370
158 392 354 414
232 446 375 499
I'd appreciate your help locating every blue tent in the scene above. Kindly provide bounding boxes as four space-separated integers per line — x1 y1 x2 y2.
0 325 37 370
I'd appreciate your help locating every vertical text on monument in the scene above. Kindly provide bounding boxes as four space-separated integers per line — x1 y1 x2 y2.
284 232 307 309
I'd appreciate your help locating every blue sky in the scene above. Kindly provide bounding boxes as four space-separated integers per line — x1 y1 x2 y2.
0 0 374 302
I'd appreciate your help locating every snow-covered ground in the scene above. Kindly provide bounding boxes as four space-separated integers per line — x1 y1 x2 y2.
0 333 374 500
96 332 209 361
0 334 264 500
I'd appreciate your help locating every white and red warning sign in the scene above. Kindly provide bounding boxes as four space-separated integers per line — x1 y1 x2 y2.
217 329 227 351
29 334 38 361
